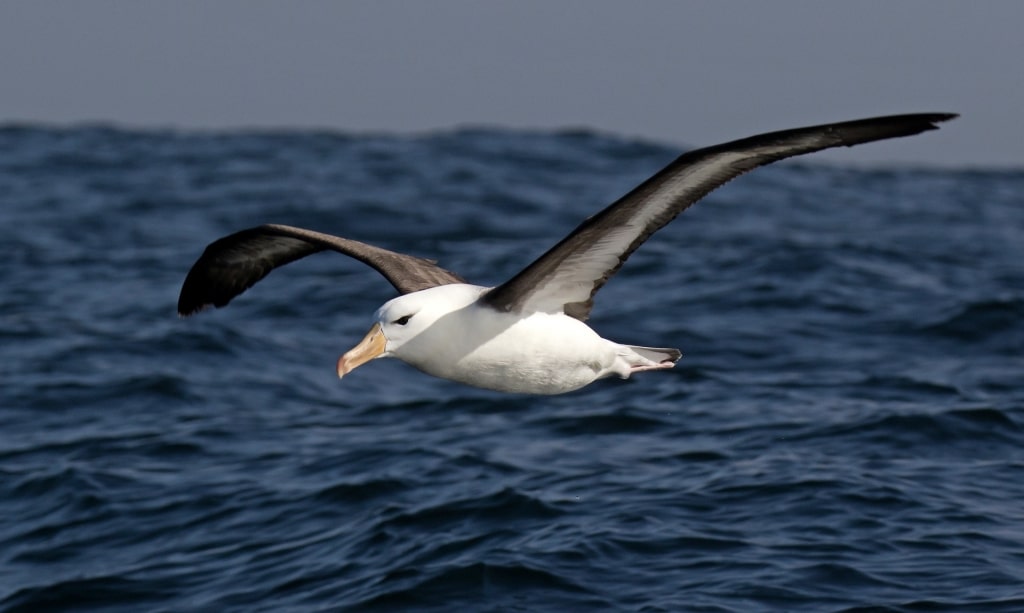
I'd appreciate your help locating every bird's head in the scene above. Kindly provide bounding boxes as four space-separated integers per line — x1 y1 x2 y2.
336 284 483 379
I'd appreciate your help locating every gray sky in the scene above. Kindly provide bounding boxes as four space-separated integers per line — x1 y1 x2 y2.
1 1 1020 167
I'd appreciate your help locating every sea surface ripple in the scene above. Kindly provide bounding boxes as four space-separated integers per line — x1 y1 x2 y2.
1 125 1023 612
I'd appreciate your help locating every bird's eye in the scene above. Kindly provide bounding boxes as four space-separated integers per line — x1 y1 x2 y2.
393 315 413 326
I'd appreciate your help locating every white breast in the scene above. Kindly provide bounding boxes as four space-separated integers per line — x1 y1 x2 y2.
398 305 620 394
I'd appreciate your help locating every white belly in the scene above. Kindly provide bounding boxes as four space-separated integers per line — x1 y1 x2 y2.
400 309 622 394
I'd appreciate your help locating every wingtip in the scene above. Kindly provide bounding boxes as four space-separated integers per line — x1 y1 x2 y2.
176 296 213 318
924 112 959 127
907 113 958 138
879 112 959 130
832 112 958 148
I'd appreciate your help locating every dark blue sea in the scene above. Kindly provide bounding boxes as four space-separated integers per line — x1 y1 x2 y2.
1 124 1023 612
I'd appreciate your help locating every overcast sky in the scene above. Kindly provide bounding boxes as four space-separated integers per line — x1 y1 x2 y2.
1 1 1020 167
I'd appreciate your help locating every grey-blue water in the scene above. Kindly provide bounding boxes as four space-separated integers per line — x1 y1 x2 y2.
1 125 1023 612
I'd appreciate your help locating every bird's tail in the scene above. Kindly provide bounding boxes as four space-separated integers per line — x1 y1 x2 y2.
627 345 682 365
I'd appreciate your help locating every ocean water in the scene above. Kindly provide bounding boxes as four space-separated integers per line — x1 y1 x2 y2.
1 124 1023 612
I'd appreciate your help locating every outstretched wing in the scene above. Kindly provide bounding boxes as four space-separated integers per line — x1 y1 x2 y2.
177 223 466 316
482 113 957 321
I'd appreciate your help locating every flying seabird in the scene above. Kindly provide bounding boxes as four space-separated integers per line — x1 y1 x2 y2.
178 113 956 394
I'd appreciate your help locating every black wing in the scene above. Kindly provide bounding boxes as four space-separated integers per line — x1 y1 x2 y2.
482 113 957 321
178 223 466 316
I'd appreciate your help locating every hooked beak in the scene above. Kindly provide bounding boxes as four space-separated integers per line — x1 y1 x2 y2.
337 323 387 378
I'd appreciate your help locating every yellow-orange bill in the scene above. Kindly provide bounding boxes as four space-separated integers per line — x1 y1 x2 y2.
337 323 387 378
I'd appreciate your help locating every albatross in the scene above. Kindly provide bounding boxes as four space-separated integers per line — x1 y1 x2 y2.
178 113 956 394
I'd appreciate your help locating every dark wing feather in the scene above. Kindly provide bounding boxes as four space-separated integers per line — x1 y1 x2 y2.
482 113 957 321
177 223 465 316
